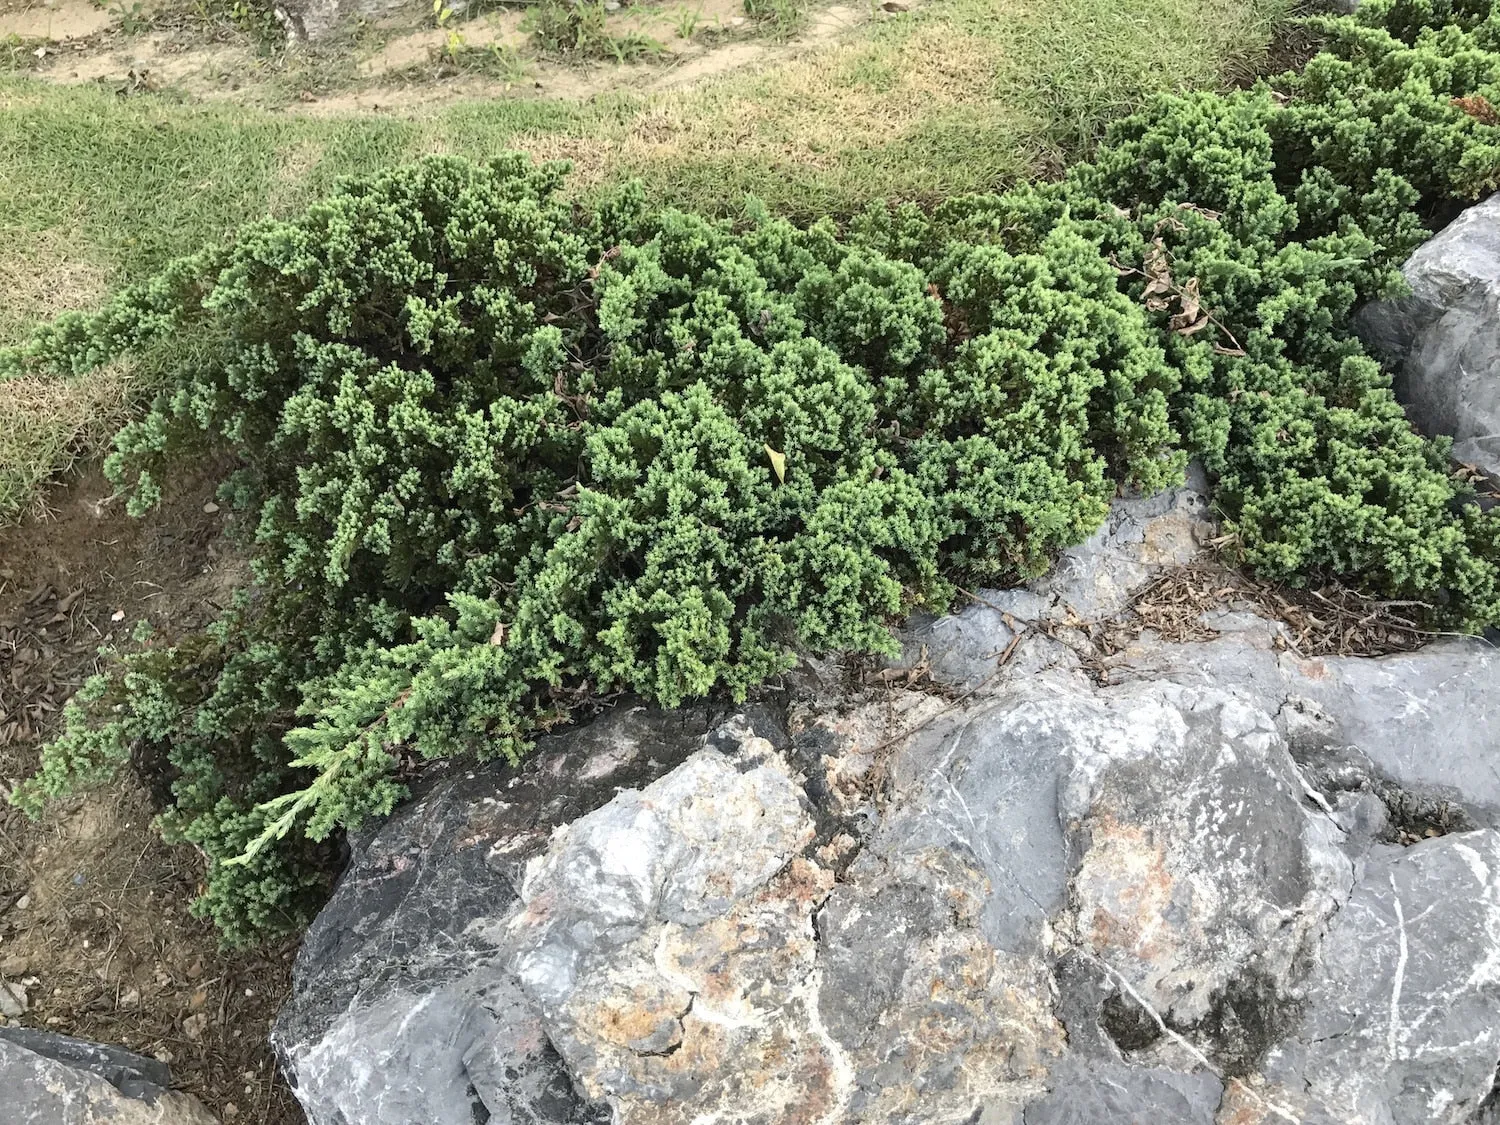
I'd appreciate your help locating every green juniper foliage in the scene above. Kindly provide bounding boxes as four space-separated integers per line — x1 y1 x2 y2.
6 0 1500 944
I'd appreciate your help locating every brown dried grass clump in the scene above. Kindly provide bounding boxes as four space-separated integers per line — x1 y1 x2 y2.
0 368 131 524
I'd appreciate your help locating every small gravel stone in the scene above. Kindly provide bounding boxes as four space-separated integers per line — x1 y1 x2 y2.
0 982 29 1018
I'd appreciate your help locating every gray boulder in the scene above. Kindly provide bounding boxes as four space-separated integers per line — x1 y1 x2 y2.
1056 685 1347 1040
0 1027 217 1124
1356 193 1500 477
818 677 1347 1120
1102 628 1500 833
1288 641 1500 827
1257 832 1500 1125
273 703 739 1125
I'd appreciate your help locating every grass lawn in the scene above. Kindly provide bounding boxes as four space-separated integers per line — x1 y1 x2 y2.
0 0 1291 519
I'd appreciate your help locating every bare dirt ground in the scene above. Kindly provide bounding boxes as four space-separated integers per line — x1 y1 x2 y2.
1 0 890 110
0 467 303 1123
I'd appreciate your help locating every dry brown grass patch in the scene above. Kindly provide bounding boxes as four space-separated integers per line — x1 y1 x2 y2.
0 368 131 524
0 230 110 341
637 24 1000 168
266 137 328 216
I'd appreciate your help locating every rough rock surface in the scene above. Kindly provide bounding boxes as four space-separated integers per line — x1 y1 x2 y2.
0 1026 218 1123
273 704 751 1125
273 0 410 41
1251 832 1500 1124
506 743 846 1124
1356 193 1500 477
1022 1059 1224 1124
277 462 1500 1125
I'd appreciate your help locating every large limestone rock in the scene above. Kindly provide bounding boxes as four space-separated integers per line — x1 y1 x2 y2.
0 1027 218 1124
1356 193 1500 478
276 473 1500 1125
1248 832 1500 1124
506 743 839 1124
273 704 740 1125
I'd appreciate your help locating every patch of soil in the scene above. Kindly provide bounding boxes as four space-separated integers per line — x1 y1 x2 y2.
46 38 261 93
0 0 116 41
0 465 304 1124
648 1 857 88
3 0 268 95
14 0 915 115
357 7 526 76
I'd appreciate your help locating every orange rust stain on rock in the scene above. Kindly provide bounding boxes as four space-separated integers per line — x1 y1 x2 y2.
592 999 684 1049
1214 1079 1282 1125
783 1037 840 1125
786 856 836 904
1078 815 1178 964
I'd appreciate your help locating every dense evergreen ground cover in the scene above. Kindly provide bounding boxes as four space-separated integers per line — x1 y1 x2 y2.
5 0 1499 944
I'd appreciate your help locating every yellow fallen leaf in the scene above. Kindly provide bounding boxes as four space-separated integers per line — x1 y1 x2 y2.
764 444 787 483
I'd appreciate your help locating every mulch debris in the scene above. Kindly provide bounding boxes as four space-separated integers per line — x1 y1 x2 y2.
1098 561 1439 660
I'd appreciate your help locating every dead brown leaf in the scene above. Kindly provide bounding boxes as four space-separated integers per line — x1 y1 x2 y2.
1452 94 1500 126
